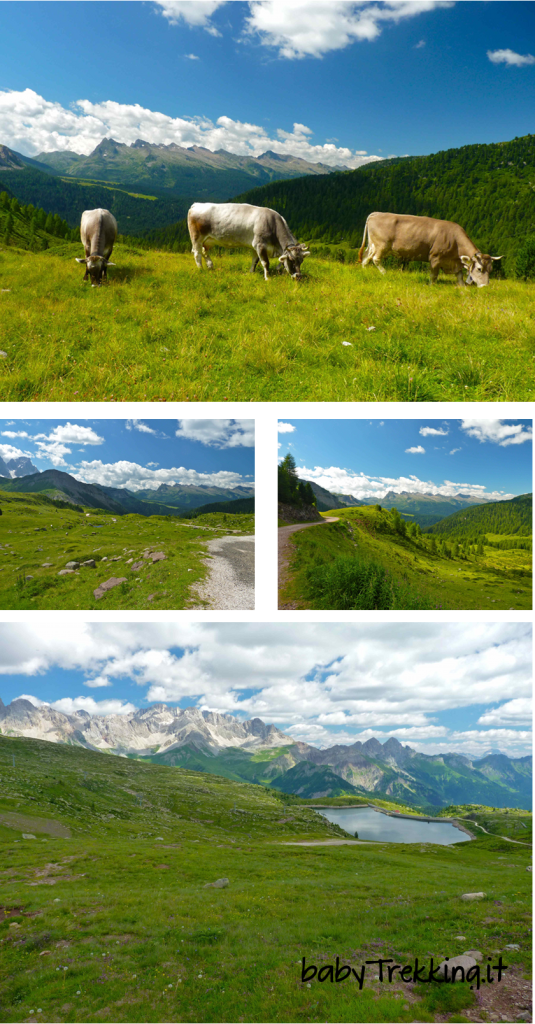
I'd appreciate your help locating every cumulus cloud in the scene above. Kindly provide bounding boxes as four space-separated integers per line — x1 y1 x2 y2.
1 430 30 439
295 464 513 502
175 419 254 448
278 422 296 433
126 419 158 435
29 422 105 467
18 694 136 716
74 459 249 491
449 448 461 455
487 48 535 67
243 1 454 59
477 698 532 727
405 445 425 454
185 53 201 59
155 0 227 34
414 39 426 48
0 88 379 169
460 419 532 447
420 426 448 437
0 623 531 757
0 443 33 461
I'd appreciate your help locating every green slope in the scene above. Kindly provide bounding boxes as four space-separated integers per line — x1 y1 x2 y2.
0 733 531 1024
0 490 253 610
279 504 532 611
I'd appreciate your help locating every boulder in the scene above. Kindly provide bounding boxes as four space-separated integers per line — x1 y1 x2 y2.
81 559 96 568
203 878 229 889
464 950 483 961
460 892 486 901
505 943 520 950
150 552 166 562
131 561 144 571
22 833 37 839
435 955 477 981
93 577 128 600
65 561 80 569
58 569 75 576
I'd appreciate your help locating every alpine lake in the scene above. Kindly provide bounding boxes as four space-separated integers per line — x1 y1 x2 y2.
317 806 471 845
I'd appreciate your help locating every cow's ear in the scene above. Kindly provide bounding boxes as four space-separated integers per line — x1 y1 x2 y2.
460 256 472 266
75 257 88 264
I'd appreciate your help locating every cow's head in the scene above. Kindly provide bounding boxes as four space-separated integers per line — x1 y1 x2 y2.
460 252 503 288
75 253 116 286
278 243 310 280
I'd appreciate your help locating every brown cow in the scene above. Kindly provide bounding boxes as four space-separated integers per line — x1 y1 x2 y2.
358 212 502 286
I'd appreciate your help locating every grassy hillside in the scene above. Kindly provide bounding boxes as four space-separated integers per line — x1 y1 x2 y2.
179 497 255 518
0 190 72 252
279 506 531 611
1 246 534 402
233 134 535 275
0 733 531 1024
0 490 253 610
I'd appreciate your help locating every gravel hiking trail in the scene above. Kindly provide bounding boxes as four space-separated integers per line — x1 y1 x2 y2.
278 517 339 608
192 534 254 610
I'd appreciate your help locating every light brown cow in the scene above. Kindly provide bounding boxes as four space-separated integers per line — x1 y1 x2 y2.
358 212 502 286
75 208 118 287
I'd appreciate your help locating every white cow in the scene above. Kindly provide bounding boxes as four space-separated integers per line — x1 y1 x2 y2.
76 208 118 286
187 202 310 280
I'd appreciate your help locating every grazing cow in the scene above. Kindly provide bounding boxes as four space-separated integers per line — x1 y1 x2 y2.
75 208 118 286
187 202 310 281
358 212 502 286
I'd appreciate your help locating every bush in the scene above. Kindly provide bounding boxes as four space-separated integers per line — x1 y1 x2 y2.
304 553 435 610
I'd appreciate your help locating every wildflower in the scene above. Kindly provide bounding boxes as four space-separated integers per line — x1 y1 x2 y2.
76 991 81 995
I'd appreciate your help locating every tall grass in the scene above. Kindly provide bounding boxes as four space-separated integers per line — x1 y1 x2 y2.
305 553 436 610
1 244 534 400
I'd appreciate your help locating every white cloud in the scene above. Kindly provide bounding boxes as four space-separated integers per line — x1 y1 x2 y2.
126 419 158 435
185 53 201 59
295 464 515 503
460 419 532 447
477 698 532 727
74 459 249 492
414 38 426 48
278 422 296 434
244 1 454 59
175 419 254 448
0 88 379 169
1 431 30 439
487 48 535 67
0 624 531 759
155 0 227 34
32 423 105 466
405 445 425 454
449 448 461 455
84 676 112 689
420 426 448 437
0 443 33 461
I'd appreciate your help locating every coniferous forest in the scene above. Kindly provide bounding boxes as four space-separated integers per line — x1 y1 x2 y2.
144 134 535 276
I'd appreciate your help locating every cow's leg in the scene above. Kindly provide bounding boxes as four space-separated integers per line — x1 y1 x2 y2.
360 244 374 268
455 270 465 287
190 231 205 269
202 245 214 271
372 254 387 275
250 255 259 274
255 244 270 281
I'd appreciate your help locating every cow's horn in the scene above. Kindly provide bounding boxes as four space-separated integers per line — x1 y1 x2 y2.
491 255 504 260
105 261 117 267
75 257 88 264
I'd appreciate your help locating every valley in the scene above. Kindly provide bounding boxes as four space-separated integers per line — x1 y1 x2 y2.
0 733 531 1024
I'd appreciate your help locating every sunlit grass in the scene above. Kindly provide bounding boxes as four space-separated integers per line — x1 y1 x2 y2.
1 244 534 400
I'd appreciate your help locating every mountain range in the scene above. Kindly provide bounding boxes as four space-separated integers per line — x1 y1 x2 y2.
0 700 530 810
301 479 499 526
0 139 342 235
0 468 254 516
0 455 38 479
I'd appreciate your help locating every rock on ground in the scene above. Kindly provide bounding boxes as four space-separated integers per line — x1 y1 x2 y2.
93 577 128 600
461 891 487 901
204 878 229 889
436 954 477 981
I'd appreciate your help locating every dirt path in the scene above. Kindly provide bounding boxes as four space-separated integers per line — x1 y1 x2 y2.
461 819 531 846
278 517 339 607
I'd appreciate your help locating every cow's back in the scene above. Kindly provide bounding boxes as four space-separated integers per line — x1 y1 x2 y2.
368 212 469 260
80 208 117 254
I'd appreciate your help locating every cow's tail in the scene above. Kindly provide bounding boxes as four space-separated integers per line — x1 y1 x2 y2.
358 217 369 263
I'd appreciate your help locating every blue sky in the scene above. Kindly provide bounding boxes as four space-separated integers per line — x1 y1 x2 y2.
0 418 255 490
0 2 533 164
0 623 531 759
278 417 532 501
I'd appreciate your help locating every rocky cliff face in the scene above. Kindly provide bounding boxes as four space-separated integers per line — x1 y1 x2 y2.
278 502 322 524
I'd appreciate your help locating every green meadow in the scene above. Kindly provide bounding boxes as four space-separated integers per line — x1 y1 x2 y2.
0 490 254 610
1 243 534 402
279 507 532 611
0 735 531 1024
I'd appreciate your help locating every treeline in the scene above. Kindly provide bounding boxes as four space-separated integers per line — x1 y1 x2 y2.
375 505 529 561
278 454 315 508
0 167 190 236
423 494 532 538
